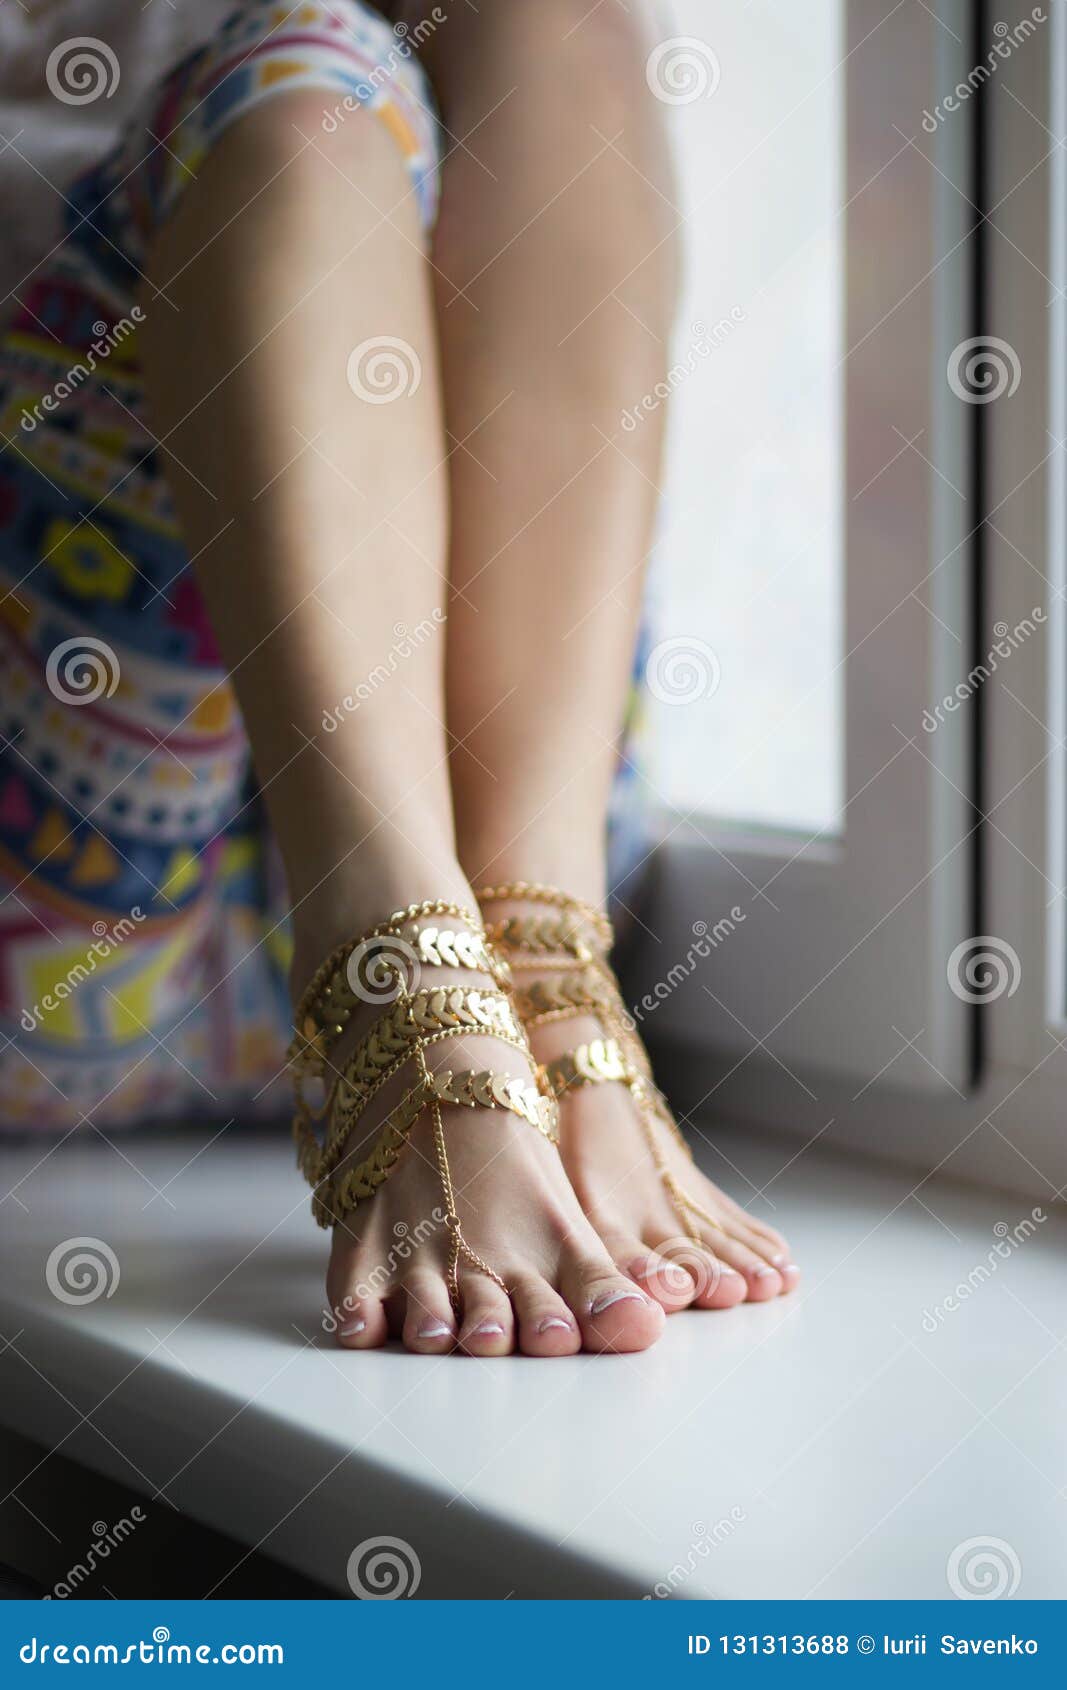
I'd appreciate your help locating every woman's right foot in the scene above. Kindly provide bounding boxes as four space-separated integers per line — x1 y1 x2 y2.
290 884 665 1358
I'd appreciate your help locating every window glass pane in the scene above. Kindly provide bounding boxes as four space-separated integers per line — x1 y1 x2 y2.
646 0 844 835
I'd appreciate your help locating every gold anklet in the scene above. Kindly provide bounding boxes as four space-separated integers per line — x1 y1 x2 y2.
477 882 717 1246
290 899 558 1306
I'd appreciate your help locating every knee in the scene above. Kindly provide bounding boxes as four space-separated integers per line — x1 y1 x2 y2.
197 86 422 225
151 2 440 231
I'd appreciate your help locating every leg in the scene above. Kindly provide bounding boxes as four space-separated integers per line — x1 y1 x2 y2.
424 1 799 1306
139 2 662 1355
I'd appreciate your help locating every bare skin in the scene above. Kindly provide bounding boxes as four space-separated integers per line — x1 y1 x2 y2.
422 4 800 1307
140 89 663 1355
141 2 797 1352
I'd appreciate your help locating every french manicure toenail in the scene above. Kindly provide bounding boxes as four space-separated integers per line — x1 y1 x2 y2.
340 1318 366 1336
590 1289 648 1315
418 1319 452 1338
538 1317 573 1334
473 1321 505 1336
721 1268 743 1278
754 1266 777 1278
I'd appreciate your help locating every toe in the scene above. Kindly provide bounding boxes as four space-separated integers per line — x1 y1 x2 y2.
725 1222 800 1294
509 1276 581 1356
707 1232 783 1301
334 1296 389 1348
691 1253 747 1309
739 1212 794 1262
628 1248 701 1311
640 1234 746 1311
562 1256 665 1353
595 1223 696 1312
326 1235 390 1347
457 1277 516 1356
401 1270 457 1352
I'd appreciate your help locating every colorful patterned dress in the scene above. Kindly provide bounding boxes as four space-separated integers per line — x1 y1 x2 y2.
0 0 651 1133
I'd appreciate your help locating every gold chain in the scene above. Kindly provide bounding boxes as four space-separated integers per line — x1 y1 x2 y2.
478 882 721 1242
292 899 558 1309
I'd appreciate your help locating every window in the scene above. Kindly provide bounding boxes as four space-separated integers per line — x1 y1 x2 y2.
635 0 1067 1195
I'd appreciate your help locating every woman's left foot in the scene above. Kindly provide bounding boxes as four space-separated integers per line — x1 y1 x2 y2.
478 886 801 1313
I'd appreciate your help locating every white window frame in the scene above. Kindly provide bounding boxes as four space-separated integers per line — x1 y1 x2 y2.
630 0 1067 1198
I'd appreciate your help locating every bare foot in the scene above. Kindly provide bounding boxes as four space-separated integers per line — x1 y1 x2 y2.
291 886 665 1357
478 887 800 1314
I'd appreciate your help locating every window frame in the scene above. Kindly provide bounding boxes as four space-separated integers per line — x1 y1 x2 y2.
629 0 1067 1199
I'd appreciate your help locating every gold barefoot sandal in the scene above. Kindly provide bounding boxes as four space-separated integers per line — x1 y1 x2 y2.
476 882 722 1247
289 900 559 1307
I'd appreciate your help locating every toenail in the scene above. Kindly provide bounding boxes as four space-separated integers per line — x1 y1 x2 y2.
590 1289 649 1315
780 1262 800 1274
471 1321 505 1336
417 1319 452 1338
721 1267 743 1279
754 1266 778 1279
339 1318 366 1336
537 1316 573 1334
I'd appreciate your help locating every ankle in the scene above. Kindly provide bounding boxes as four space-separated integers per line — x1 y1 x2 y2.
288 852 477 1002
461 846 609 914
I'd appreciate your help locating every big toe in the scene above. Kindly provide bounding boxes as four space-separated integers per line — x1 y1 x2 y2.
563 1256 665 1353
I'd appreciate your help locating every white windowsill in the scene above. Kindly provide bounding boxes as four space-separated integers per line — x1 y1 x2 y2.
0 1121 1063 1600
